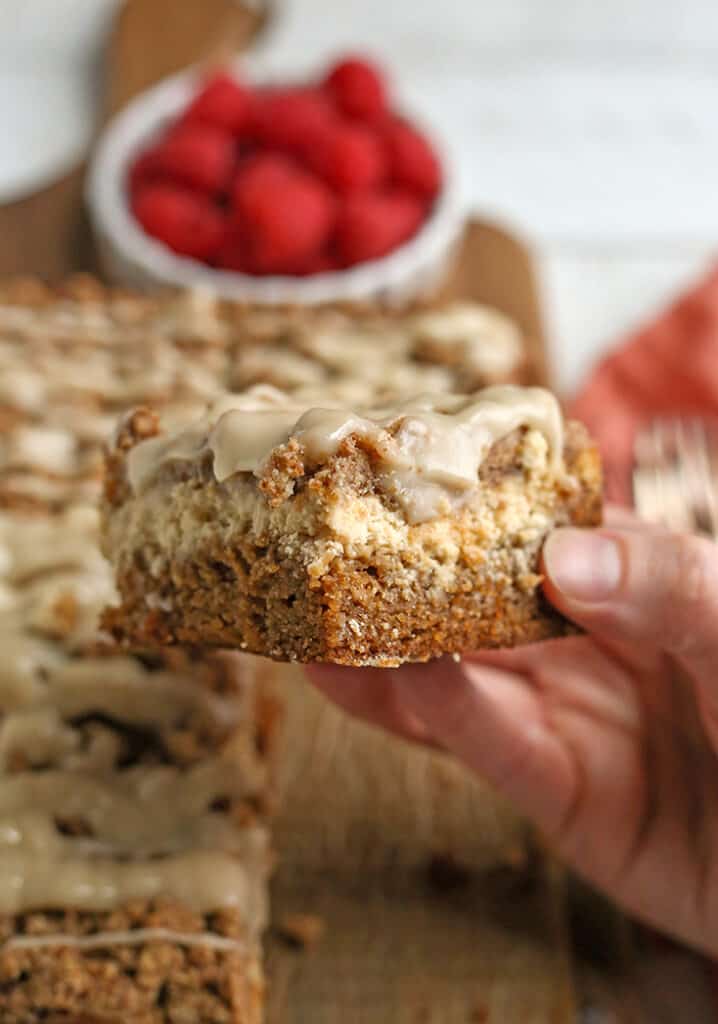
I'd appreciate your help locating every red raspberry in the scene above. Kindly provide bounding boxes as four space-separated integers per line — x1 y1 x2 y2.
232 156 335 274
324 56 388 121
251 88 336 153
230 153 297 209
128 149 164 193
182 72 253 134
335 191 424 266
384 121 442 198
132 184 226 260
291 251 339 276
215 226 249 272
149 124 236 194
310 122 386 194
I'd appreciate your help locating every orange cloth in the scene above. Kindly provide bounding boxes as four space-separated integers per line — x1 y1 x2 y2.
570 265 718 504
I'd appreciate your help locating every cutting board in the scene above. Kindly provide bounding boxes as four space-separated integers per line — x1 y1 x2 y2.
266 860 574 1024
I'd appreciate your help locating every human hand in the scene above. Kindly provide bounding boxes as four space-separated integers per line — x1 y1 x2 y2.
306 511 718 956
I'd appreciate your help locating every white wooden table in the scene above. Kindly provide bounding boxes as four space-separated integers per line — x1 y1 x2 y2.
254 0 718 395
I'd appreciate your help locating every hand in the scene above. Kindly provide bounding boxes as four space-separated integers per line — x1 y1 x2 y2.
307 511 718 956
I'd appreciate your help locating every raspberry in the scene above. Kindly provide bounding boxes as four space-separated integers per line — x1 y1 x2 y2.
384 121 442 198
182 72 253 134
229 153 297 210
128 150 164 193
292 251 339 276
232 156 335 274
251 88 336 153
310 122 386 194
335 191 424 266
324 56 388 121
215 226 249 272
132 184 226 260
149 124 236 194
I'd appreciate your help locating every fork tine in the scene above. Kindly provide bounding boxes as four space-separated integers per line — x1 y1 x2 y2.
659 418 689 532
632 417 718 539
674 418 718 538
634 419 680 530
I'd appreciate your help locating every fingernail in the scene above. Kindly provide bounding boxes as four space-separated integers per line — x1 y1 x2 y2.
544 529 622 603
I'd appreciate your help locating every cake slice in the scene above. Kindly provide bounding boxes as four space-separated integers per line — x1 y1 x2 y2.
102 384 602 666
0 507 272 1024
0 631 271 1023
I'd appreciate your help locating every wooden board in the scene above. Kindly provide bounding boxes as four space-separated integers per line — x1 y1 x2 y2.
266 863 574 1024
439 221 551 387
258 659 573 1022
105 0 270 115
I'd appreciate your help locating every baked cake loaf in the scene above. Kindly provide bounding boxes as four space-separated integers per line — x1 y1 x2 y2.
0 279 276 1021
102 384 601 666
0 507 271 1023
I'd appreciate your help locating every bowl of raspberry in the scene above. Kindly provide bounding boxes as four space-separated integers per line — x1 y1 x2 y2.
87 55 462 305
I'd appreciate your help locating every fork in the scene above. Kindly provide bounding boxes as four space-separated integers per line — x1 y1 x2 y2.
632 418 718 538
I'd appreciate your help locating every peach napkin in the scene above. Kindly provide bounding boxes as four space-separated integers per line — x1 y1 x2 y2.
570 264 718 505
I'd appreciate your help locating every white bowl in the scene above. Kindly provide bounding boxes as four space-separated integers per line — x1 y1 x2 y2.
87 59 464 306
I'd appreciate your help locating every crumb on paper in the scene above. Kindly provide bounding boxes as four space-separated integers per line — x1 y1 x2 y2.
277 912 326 949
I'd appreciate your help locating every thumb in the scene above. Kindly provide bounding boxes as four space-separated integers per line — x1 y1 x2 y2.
542 526 718 682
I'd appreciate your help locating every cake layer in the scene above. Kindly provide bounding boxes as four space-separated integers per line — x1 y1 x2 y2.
103 385 602 665
0 902 263 1024
225 301 527 401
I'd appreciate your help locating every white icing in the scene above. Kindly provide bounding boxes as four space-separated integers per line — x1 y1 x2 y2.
127 385 564 523
3 927 248 953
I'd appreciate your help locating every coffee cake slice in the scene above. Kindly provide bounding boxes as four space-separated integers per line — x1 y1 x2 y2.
102 384 601 666
0 507 272 1024
0 630 271 1024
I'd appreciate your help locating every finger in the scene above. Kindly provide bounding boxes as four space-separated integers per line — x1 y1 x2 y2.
391 657 575 836
542 525 718 688
305 664 437 748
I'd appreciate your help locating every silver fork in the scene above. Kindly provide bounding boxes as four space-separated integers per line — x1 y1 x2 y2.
632 418 718 538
